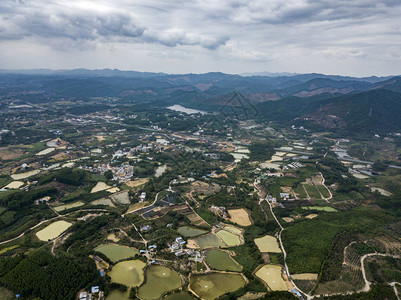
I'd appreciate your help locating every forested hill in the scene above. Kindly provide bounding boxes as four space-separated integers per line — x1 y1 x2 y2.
255 89 401 134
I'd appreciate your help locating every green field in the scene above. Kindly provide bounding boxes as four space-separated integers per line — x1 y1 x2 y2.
95 244 139 263
137 265 181 299
302 206 338 212
304 184 322 199
316 185 331 198
294 184 307 198
206 249 242 272
177 226 208 237
53 201 84 212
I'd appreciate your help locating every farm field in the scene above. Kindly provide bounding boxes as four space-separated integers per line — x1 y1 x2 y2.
95 244 139 263
91 198 115 206
304 184 321 199
177 226 208 237
137 265 181 300
316 185 331 198
2 181 24 189
91 182 112 193
302 206 338 212
255 264 287 291
54 201 84 212
227 208 252 226
112 191 130 205
205 249 242 272
109 260 146 287
36 148 55 156
254 235 282 253
11 170 40 180
189 272 246 300
36 220 72 241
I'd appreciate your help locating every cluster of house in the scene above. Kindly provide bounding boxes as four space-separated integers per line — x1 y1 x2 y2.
279 193 291 200
169 236 187 256
209 205 228 218
141 225 152 232
267 194 278 204
131 143 164 153
111 164 134 182
78 286 103 300
34 196 50 205
167 237 203 261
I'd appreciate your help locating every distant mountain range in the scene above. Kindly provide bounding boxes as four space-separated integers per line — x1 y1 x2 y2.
1 68 400 135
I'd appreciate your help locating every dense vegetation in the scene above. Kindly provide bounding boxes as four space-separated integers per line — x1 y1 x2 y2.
0 251 101 300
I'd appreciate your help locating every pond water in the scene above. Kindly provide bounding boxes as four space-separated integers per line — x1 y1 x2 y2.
255 264 287 291
106 291 130 300
195 233 225 249
167 105 207 115
95 244 139 263
137 265 181 300
206 249 242 272
109 260 146 287
164 292 193 300
190 272 246 300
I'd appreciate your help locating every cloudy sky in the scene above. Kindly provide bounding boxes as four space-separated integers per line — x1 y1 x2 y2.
0 0 400 76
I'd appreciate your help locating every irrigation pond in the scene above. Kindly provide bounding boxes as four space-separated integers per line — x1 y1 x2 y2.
137 265 181 299
190 272 246 300
205 249 242 272
254 235 282 253
255 264 287 291
109 260 146 287
95 244 139 263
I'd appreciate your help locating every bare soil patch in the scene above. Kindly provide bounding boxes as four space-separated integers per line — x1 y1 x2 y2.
227 208 252 226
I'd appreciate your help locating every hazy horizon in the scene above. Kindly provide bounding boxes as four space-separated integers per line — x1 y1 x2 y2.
1 0 401 77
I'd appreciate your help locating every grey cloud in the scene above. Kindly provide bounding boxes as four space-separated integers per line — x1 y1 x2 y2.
0 0 228 50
